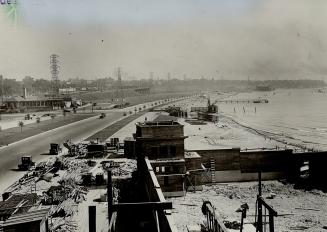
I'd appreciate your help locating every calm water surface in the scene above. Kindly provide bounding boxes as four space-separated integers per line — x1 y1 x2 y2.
218 88 327 150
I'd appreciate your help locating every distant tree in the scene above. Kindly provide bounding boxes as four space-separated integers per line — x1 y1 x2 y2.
22 76 34 94
1 78 21 96
36 117 41 125
18 121 24 132
32 79 51 94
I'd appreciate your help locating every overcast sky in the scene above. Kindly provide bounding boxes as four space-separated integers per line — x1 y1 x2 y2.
0 0 327 80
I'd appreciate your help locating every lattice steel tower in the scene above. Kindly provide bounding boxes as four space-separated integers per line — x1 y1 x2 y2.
50 54 60 97
116 67 124 107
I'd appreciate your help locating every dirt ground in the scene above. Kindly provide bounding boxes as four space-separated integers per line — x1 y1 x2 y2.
170 181 327 232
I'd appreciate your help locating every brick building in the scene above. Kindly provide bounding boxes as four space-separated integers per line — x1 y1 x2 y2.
134 119 187 197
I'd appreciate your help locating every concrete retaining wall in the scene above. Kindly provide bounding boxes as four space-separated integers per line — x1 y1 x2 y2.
187 148 295 183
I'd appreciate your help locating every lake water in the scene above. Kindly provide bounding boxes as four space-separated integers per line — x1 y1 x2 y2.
217 88 327 151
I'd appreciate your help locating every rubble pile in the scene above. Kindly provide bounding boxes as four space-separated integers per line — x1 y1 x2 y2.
5 174 36 194
213 182 300 200
50 219 78 232
49 198 79 217
61 158 90 184
223 220 241 230
63 141 88 157
103 159 137 178
49 205 79 232
46 175 87 232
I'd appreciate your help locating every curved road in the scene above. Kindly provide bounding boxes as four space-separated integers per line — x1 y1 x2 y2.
0 111 122 193
0 96 190 193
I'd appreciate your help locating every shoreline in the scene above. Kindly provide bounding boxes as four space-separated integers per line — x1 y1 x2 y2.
219 114 311 152
216 88 327 152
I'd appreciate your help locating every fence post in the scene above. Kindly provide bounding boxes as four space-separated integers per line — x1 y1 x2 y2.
256 197 262 232
269 214 274 232
89 206 96 232
107 170 113 223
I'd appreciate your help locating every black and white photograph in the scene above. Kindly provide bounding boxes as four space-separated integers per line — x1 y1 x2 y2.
0 0 326 231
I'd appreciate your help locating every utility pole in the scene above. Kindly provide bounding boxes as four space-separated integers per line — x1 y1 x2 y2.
0 75 3 104
149 72 154 102
117 67 124 108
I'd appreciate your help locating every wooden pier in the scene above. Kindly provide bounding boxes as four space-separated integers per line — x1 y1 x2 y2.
215 99 269 104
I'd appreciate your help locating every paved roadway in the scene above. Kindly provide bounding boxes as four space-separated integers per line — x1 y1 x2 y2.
0 111 122 193
0 96 190 193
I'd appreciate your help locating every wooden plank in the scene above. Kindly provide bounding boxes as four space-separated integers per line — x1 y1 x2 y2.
111 201 172 212
258 196 277 216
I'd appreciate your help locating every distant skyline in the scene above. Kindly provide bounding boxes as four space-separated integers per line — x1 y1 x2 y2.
1 0 327 81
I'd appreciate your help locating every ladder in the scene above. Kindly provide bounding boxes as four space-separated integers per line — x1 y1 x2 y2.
210 157 215 182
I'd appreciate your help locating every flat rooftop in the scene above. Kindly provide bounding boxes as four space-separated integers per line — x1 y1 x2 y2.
137 120 181 127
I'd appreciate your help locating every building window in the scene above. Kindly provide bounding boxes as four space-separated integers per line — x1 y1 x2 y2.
164 176 169 186
173 166 179 173
159 146 168 156
170 145 177 156
151 147 158 156
161 166 165 173
155 167 160 173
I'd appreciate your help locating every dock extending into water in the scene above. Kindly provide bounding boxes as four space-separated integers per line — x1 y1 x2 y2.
216 99 269 104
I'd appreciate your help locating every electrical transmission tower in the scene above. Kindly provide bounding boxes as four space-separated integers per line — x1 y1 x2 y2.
116 67 124 108
50 54 60 97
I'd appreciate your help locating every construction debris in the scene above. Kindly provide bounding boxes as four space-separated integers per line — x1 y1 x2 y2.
103 159 137 178
63 141 88 157
223 220 241 230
